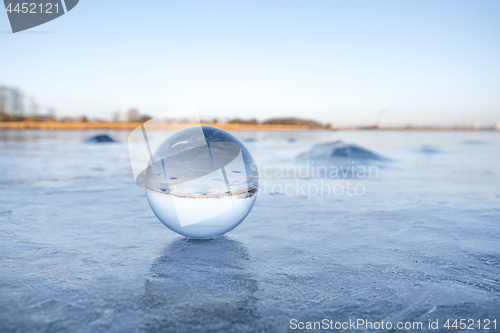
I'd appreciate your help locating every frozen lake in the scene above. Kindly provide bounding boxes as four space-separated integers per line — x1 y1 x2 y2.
1 129 499 332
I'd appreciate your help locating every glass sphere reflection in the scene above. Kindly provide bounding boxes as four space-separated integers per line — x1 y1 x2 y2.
145 126 258 238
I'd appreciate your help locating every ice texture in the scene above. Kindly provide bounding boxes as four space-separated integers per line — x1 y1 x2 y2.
0 129 499 332
414 144 443 154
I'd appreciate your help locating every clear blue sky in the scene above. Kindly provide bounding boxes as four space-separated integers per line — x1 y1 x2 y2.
1 0 499 126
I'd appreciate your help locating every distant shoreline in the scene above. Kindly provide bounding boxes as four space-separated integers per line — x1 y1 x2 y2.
0 121 312 131
0 121 497 131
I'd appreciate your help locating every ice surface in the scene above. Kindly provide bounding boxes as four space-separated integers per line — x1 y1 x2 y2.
414 144 443 154
1 129 500 332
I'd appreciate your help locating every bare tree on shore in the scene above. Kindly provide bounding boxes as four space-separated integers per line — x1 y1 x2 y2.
0 85 26 121
112 111 121 122
126 108 139 122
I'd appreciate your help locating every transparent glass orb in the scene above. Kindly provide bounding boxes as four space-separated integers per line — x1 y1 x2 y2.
144 126 259 239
